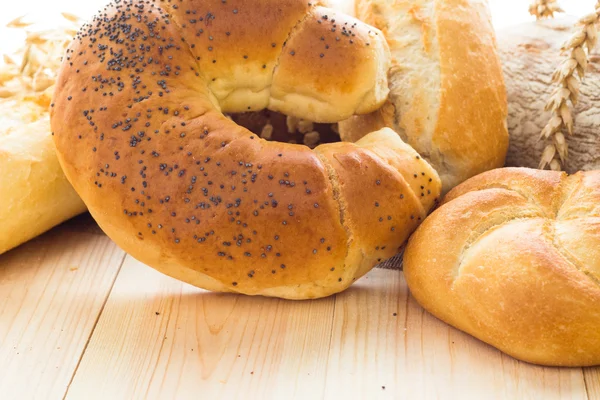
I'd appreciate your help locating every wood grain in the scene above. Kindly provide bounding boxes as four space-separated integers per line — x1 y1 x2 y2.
0 217 125 400
323 269 589 400
1 218 597 399
585 368 600 399
65 256 336 400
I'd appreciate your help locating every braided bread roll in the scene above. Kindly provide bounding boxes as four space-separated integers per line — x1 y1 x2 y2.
51 0 442 299
404 168 600 366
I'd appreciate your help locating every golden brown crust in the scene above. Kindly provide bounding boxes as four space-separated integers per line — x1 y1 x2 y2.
161 0 312 112
0 102 86 255
338 99 394 142
315 130 436 278
355 128 441 212
340 0 509 193
404 168 600 366
51 0 439 299
432 0 508 188
272 6 390 121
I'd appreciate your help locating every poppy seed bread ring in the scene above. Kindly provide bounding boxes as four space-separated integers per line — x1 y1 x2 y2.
51 0 442 299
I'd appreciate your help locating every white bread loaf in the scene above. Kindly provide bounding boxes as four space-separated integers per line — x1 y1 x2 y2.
497 16 600 172
0 19 86 255
336 0 509 193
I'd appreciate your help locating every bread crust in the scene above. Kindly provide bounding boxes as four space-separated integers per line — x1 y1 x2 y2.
339 0 508 193
0 100 86 255
404 168 600 366
497 17 600 172
51 0 440 299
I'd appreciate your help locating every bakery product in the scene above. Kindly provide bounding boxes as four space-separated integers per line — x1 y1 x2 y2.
0 103 86 255
337 0 509 193
498 16 600 172
51 0 442 299
406 168 600 366
0 18 86 255
52 0 441 300
404 167 600 366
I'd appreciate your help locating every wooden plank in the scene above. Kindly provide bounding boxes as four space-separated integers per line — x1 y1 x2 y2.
65 256 335 400
585 368 600 399
323 269 589 400
0 216 125 400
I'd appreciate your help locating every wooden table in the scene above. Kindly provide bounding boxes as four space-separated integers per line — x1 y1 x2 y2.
0 215 598 400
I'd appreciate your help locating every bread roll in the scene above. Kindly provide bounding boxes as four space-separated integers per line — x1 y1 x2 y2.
51 0 442 299
498 17 600 172
404 167 600 366
0 20 86 255
337 0 509 193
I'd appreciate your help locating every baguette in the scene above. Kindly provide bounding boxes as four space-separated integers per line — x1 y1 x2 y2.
0 19 86 255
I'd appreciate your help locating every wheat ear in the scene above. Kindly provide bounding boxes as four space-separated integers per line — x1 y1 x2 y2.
529 0 564 20
1 13 82 100
539 3 600 171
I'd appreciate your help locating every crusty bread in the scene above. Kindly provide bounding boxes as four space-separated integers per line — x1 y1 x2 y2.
497 17 600 172
0 99 86 255
0 18 87 255
404 167 600 366
337 0 509 193
51 0 442 299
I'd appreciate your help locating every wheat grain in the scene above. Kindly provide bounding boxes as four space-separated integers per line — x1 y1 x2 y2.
529 0 563 20
539 2 600 170
6 16 32 29
0 13 82 107
61 12 80 23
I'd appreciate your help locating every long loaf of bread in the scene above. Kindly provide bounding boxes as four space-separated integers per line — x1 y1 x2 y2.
336 0 509 193
0 19 86 255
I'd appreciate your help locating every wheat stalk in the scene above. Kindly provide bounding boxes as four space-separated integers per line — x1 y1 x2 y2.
539 3 600 170
0 13 81 103
529 0 564 20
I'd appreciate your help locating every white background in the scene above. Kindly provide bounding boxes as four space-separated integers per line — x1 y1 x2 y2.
0 0 593 55
0 0 594 29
